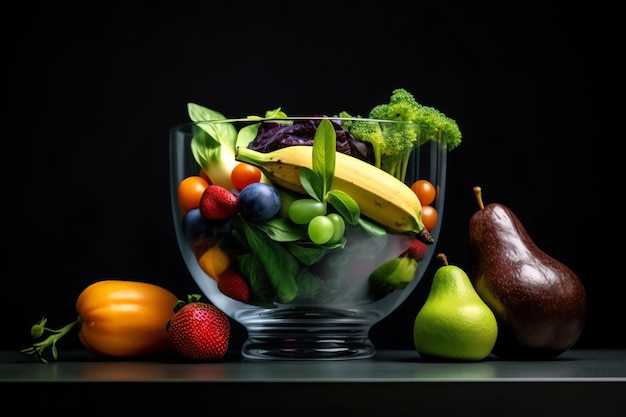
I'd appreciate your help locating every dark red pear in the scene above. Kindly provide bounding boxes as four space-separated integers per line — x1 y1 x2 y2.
468 186 587 360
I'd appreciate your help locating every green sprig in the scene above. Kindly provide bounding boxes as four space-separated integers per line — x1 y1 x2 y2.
21 316 81 363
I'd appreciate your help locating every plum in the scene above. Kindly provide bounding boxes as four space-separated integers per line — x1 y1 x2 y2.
237 183 281 223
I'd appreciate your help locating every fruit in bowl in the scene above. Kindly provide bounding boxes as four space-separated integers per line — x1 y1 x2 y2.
170 88 461 360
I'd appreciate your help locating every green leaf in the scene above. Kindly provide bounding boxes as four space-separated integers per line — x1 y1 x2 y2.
190 129 219 169
246 107 290 120
300 167 323 202
357 217 389 248
298 119 336 203
236 123 260 149
237 254 277 308
294 269 324 298
188 103 238 166
264 107 289 118
286 242 328 266
240 219 299 303
189 106 237 152
198 120 238 154
311 118 336 198
187 102 227 123
327 189 360 225
254 217 306 242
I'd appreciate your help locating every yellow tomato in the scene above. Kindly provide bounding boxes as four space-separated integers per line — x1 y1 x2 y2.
76 280 178 357
197 244 231 280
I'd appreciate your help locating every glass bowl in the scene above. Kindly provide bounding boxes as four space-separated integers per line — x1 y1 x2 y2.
170 117 448 360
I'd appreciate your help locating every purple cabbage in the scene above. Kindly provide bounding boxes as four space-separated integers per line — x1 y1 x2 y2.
247 119 373 163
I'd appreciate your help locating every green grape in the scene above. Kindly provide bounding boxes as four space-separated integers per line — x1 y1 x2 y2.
277 188 298 218
326 213 345 244
308 215 334 245
288 198 326 225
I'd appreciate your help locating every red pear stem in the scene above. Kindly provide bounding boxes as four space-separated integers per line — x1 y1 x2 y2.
437 253 449 266
473 186 485 210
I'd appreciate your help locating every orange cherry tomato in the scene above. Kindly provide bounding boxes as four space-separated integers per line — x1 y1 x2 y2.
178 175 210 211
231 162 262 191
411 179 436 206
421 205 438 232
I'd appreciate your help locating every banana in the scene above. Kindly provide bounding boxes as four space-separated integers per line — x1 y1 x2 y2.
236 145 434 243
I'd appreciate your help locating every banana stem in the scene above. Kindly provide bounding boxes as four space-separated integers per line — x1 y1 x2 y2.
417 228 434 244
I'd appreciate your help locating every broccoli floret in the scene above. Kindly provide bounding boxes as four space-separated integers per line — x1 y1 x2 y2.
411 104 463 150
339 111 384 169
369 88 422 122
341 88 462 181
340 110 419 181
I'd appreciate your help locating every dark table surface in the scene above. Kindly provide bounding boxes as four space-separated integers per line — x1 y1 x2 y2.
2 348 626 382
2 349 624 416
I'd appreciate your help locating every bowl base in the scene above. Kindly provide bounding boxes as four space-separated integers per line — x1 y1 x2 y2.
241 336 375 360
237 306 378 360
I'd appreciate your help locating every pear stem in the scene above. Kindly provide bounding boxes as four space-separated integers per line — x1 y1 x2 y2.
473 186 485 210
437 253 449 266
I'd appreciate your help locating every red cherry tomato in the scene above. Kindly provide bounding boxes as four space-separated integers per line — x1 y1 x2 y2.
231 162 262 191
421 205 438 232
411 179 436 206
178 175 210 211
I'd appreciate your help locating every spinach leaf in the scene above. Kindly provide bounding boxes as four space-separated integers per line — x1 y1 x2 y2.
237 254 276 308
294 268 324 299
286 242 328 266
240 218 299 304
254 217 305 242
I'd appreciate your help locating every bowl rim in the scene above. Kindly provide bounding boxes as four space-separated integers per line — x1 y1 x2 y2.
170 116 435 128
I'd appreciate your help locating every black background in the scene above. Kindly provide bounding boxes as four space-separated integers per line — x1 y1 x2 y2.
3 1 621 354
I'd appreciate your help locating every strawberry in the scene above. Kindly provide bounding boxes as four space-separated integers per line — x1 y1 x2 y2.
167 294 230 360
402 238 429 262
199 185 239 220
218 266 250 303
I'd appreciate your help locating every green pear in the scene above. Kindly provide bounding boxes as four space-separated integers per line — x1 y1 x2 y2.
369 256 418 300
413 254 498 361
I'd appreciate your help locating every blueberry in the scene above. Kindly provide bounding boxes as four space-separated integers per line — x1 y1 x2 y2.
182 208 235 241
237 183 281 223
181 208 210 240
206 217 234 237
